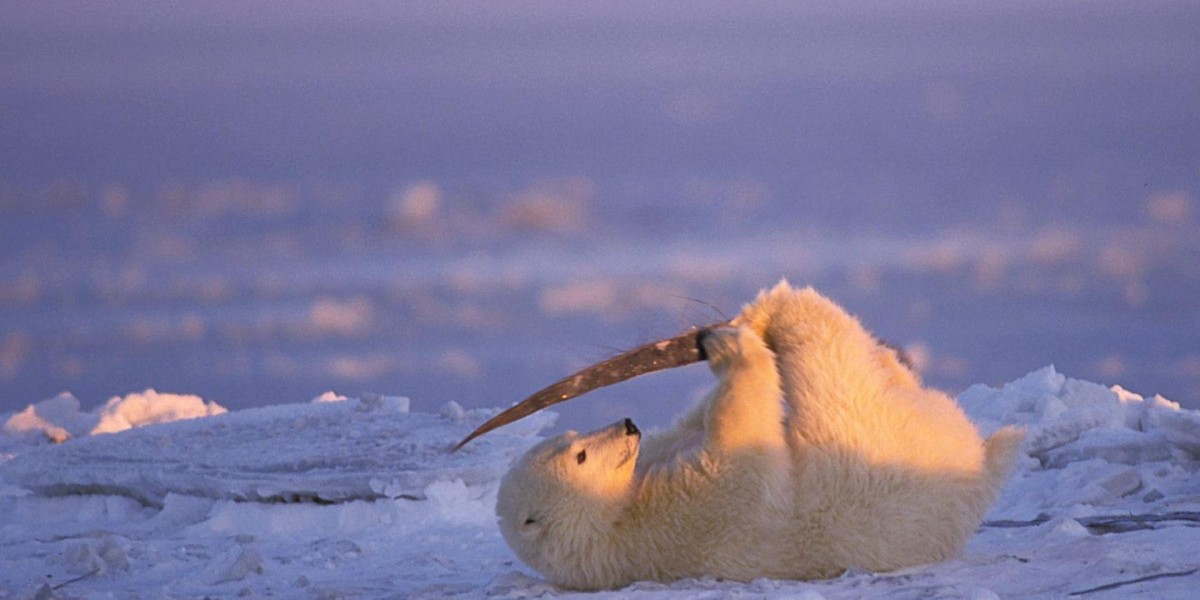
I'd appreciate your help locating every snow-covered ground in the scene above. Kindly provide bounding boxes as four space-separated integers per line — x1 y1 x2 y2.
2 367 1199 599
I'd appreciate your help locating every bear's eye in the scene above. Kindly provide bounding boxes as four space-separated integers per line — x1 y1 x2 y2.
576 449 587 464
524 517 537 525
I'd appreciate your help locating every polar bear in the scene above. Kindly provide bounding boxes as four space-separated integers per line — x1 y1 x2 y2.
496 282 1024 590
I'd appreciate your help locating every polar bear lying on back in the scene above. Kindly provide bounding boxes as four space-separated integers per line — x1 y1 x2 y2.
497 282 1024 590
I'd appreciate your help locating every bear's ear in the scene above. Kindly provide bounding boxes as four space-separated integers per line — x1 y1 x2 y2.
521 515 545 535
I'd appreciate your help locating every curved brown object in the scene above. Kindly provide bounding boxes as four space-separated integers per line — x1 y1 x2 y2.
452 321 726 451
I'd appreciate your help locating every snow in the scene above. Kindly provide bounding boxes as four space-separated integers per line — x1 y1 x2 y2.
2 368 1200 598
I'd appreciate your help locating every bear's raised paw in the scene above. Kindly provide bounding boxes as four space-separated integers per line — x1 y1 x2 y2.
701 326 773 373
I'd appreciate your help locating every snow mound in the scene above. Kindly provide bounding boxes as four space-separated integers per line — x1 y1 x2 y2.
959 366 1200 520
0 394 553 506
2 389 227 445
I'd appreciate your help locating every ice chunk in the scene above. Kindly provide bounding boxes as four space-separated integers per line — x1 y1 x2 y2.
1060 461 1144 506
1112 385 1148 429
208 547 263 583
958 366 1072 432
63 534 130 574
1041 429 1172 468
1060 378 1120 411
142 493 216 531
1026 408 1117 457
357 393 410 414
369 477 413 499
440 401 466 421
425 479 494 526
1146 403 1200 456
91 389 227 435
1038 517 1091 539
5 407 72 444
311 391 348 403
1010 365 1067 396
3 393 92 443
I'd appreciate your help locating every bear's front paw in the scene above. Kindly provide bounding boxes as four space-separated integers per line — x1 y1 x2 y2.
702 326 772 373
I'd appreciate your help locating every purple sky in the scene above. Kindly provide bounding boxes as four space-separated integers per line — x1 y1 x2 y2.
3 2 1197 211
2 2 1198 426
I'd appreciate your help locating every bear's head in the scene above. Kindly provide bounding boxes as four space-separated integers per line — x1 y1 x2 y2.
496 418 642 583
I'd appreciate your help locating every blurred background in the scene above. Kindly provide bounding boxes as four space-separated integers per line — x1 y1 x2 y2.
2 1 1198 432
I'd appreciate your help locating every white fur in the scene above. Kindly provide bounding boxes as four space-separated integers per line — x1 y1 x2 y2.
497 282 1024 590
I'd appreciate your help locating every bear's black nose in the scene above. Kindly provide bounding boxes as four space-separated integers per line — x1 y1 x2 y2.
624 418 640 436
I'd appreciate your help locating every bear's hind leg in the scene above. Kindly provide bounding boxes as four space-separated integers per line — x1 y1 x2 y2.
734 282 900 445
700 326 786 454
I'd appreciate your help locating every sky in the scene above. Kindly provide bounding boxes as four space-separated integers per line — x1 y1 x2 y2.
4 2 1197 202
1 1 1198 429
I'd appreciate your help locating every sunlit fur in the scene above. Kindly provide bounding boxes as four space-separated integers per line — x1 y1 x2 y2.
496 282 1025 590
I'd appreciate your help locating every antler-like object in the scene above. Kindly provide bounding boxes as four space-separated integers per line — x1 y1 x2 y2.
452 321 727 451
